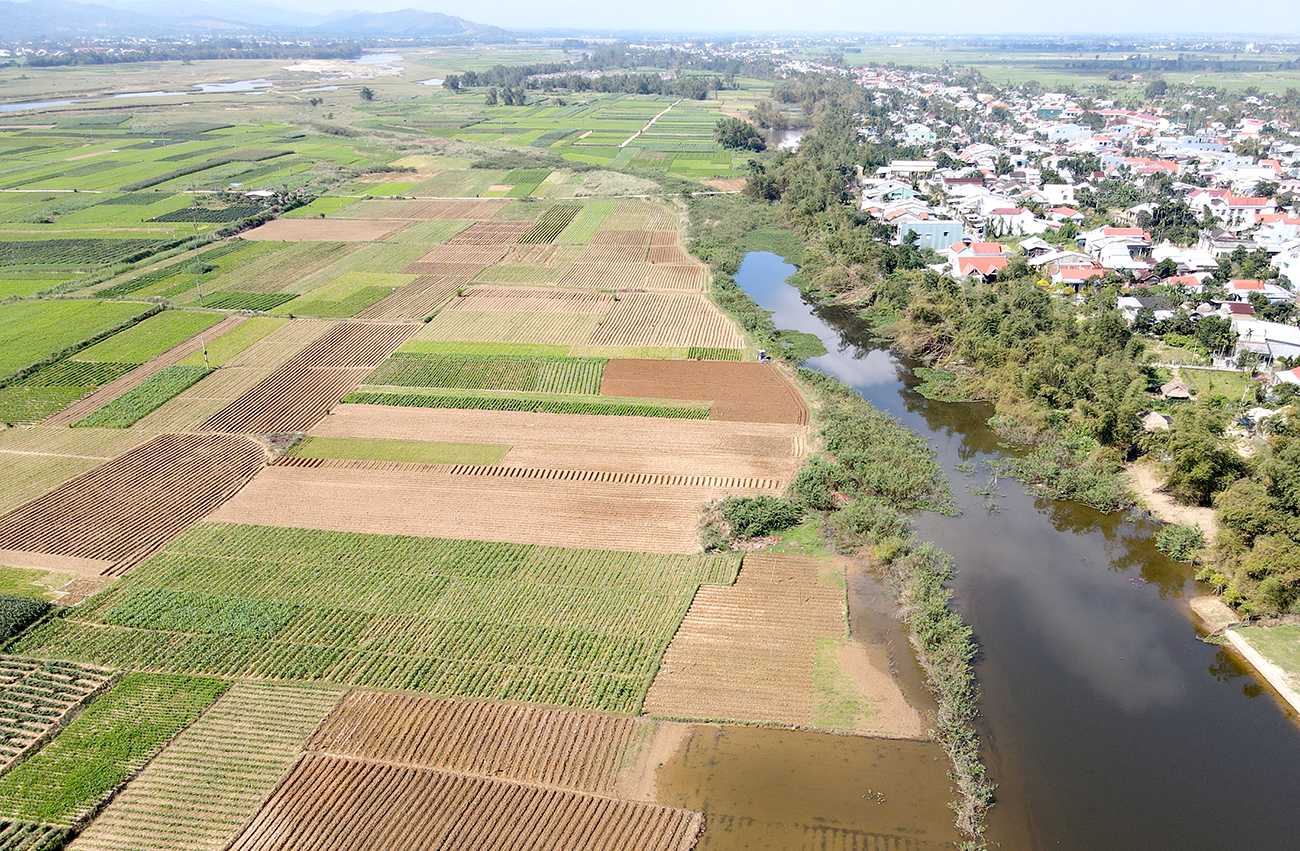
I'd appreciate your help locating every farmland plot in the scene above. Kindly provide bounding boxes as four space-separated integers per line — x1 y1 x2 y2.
69 683 342 851
226 755 703 851
0 658 115 773
0 433 267 576
600 360 808 425
199 322 415 434
337 199 508 220
14 524 740 712
365 353 606 395
588 293 744 349
239 219 409 242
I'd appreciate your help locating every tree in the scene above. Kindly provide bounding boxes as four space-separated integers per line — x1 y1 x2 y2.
484 88 498 106
1154 257 1179 278
443 74 460 92
358 86 375 102
1164 404 1246 505
995 153 1012 176
1134 306 1157 334
1145 79 1169 100
714 117 766 151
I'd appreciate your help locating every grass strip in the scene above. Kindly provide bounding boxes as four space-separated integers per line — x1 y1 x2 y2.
344 388 709 419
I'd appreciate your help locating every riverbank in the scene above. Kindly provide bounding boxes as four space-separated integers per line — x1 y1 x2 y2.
1225 626 1300 716
1123 460 1218 537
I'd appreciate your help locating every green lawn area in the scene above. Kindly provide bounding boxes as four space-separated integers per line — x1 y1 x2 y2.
1237 625 1300 692
1180 368 1256 403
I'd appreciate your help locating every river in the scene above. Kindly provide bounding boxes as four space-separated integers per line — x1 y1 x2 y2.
733 251 1300 850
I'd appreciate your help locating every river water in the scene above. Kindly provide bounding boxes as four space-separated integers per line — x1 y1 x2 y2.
733 251 1300 850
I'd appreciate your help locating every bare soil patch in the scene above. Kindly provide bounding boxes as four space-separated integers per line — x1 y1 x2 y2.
200 322 414 434
226 754 703 851
208 462 769 553
702 178 747 192
240 219 410 242
312 405 807 481
0 433 267 575
1124 461 1218 537
601 360 808 425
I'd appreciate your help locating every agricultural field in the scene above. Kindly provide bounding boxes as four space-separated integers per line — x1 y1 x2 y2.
14 523 740 713
0 658 115 773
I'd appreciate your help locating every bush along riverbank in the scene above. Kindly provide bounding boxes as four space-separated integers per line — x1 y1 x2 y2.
685 191 994 845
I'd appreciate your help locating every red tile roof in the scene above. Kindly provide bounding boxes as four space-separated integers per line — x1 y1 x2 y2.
958 256 1009 277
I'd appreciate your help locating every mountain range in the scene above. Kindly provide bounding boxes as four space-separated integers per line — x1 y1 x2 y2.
0 0 509 42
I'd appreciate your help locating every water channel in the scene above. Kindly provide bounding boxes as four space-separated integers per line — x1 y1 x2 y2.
731 251 1300 849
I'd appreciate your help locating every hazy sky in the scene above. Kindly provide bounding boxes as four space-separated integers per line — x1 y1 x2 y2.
273 0 1300 36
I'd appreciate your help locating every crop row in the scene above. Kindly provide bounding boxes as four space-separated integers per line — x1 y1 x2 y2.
73 364 213 428
364 353 605 395
199 291 298 312
96 241 250 299
0 239 168 270
0 673 228 827
0 821 68 851
517 204 581 244
343 389 709 419
688 346 743 361
13 524 739 713
120 149 288 192
149 205 262 224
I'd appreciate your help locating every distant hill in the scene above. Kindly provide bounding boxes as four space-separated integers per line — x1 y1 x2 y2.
0 0 508 42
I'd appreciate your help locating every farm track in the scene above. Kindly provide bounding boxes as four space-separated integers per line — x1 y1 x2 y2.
307 692 640 796
311 405 807 481
0 433 267 576
226 754 703 851
209 463 775 553
199 323 414 434
644 554 847 727
42 316 246 427
600 360 810 425
68 683 342 851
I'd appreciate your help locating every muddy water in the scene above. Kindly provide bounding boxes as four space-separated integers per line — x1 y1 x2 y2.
658 725 961 849
731 251 1300 850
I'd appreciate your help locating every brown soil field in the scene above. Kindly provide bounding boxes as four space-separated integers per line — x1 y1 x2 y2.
592 230 653 247
307 692 641 796
312 405 808 481
208 462 769 553
648 245 693 265
589 294 744 349
600 360 809 425
0 427 156 514
650 231 678 247
448 220 533 244
581 244 650 263
240 219 410 242
0 433 267 576
439 286 614 314
335 199 509 220
603 200 678 231
559 262 653 289
413 311 604 347
226 754 703 851
200 322 415 434
643 554 851 728
502 244 561 264
43 316 246 427
701 178 747 192
353 275 467 321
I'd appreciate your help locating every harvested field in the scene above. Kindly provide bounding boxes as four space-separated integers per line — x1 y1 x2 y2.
200 322 415 434
410 245 509 265
559 261 653 290
398 260 486 278
69 683 342 851
644 265 706 292
592 230 654 247
353 275 465 321
447 221 533 245
334 199 508 221
0 433 267 576
603 200 678 231
307 692 639 796
581 244 650 263
413 312 604 347
209 461 772 553
440 286 614 314
0 658 115 773
240 219 409 242
43 316 245 427
648 245 693 265
600 360 808 424
644 554 852 728
313 405 807 481
226 754 703 851
589 294 744 350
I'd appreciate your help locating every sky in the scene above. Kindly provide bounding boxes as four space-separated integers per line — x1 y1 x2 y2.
266 0 1300 36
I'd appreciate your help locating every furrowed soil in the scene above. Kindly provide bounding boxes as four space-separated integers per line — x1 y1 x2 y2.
600 360 809 425
240 219 410 242
310 405 807 481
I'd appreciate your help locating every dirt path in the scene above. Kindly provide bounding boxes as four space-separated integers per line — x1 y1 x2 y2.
1123 461 1218 537
619 100 681 148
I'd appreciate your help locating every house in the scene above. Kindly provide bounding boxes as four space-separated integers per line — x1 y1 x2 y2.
1042 184 1077 206
1228 279 1294 304
1049 206 1085 225
1188 189 1277 231
1141 411 1173 431
948 242 1010 280
1161 380 1193 399
1234 319 1300 361
1053 265 1108 289
1274 366 1300 386
899 220 966 251
987 207 1047 236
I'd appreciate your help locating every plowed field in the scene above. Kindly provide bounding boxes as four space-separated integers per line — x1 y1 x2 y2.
0 433 267 575
447 221 532 244
600 360 809 424
353 275 466 321
240 219 409 242
440 286 614 314
199 322 414 434
336 199 508 220
643 554 847 727
588 293 744 349
226 755 703 851
308 692 640 795
208 461 773 552
311 405 807 480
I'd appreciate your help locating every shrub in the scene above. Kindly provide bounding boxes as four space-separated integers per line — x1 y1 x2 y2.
1155 524 1205 562
718 495 803 538
789 454 851 510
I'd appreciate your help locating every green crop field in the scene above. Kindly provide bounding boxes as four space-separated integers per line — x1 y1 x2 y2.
364 352 607 395
76 310 222 363
14 523 740 713
286 436 510 466
73 364 213 428
0 301 149 385
177 317 286 367
344 388 711 419
0 673 228 826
